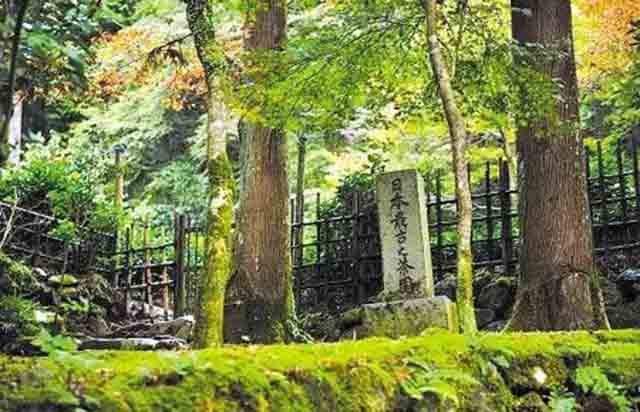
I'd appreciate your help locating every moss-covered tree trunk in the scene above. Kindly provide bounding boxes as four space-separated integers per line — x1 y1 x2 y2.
226 0 293 344
423 0 477 334
185 0 235 348
508 0 609 331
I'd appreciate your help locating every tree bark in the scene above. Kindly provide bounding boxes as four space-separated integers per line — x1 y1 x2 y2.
423 0 477 333
185 0 235 348
226 0 292 344
7 93 22 166
1 0 28 168
507 0 609 331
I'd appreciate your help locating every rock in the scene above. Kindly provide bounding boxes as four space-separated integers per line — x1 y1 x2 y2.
87 316 110 337
606 296 640 329
128 301 174 321
434 273 456 300
79 337 188 351
485 320 506 332
476 277 515 316
475 308 496 329
108 316 194 340
616 269 640 301
514 392 550 412
47 274 79 287
337 296 458 340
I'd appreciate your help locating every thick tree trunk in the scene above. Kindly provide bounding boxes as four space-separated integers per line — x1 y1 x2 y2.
226 0 292 344
507 0 609 331
185 0 235 348
423 0 477 333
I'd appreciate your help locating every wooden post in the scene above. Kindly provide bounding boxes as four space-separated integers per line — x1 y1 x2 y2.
114 150 125 211
499 160 513 276
434 172 444 278
485 162 495 269
143 221 153 314
123 228 132 318
597 141 609 261
161 226 170 321
352 191 363 304
174 214 187 317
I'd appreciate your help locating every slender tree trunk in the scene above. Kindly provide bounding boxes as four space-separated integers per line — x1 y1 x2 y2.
507 0 609 331
423 0 477 333
185 0 235 347
7 93 22 166
1 0 28 168
226 0 292 344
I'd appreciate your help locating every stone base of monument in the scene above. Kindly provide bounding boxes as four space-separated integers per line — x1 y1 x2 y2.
338 296 458 340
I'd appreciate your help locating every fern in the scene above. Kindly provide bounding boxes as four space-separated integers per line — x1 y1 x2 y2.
575 367 631 412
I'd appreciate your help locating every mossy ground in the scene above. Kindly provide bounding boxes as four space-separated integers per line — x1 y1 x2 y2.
1 330 639 412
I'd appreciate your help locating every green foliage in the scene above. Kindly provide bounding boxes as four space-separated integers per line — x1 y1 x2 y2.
575 366 631 412
31 328 78 355
0 296 41 338
549 388 577 412
400 359 478 407
0 159 119 233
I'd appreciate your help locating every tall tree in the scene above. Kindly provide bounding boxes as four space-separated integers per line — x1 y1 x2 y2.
508 0 609 331
226 0 292 343
184 0 235 347
423 0 477 333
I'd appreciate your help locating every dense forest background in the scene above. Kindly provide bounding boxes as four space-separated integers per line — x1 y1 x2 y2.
2 0 639 234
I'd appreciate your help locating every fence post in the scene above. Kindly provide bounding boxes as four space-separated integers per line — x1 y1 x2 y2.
174 214 187 317
143 221 153 314
499 160 513 276
485 162 495 270
123 227 131 318
434 172 444 279
352 192 362 304
597 141 610 262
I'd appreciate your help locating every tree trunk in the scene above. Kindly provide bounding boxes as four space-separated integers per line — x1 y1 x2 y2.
185 0 235 348
226 0 292 344
7 94 22 166
1 0 28 168
423 0 477 333
507 0 609 331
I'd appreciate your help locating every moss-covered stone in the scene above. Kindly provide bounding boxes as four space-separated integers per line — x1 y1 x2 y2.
0 330 639 411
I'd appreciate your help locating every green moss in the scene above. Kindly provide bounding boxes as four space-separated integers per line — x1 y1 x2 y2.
1 331 640 411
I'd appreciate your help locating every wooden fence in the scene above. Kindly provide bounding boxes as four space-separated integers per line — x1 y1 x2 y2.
0 200 116 274
112 215 205 319
291 138 640 314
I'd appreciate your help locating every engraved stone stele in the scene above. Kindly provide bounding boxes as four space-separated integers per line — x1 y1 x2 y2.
376 169 434 299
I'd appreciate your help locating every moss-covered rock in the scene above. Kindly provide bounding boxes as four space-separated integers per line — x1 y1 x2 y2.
0 330 639 412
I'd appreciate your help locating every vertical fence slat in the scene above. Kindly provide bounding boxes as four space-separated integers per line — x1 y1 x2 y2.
352 192 362 305
597 141 610 261
123 228 131 318
485 162 494 270
499 160 513 276
174 214 186 318
435 172 444 279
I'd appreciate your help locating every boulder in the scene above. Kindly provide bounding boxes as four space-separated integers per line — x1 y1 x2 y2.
79 337 188 351
475 308 496 329
476 277 515 316
338 296 458 339
616 269 640 301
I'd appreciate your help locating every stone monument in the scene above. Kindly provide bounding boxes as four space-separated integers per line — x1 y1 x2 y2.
337 170 457 339
376 169 434 299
